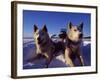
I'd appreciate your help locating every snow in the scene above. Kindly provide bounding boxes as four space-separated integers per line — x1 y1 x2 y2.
23 39 91 69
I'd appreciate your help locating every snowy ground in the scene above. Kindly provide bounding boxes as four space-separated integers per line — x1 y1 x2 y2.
23 39 91 69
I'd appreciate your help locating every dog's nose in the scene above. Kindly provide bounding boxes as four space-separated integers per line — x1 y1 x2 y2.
79 34 83 38
37 37 40 41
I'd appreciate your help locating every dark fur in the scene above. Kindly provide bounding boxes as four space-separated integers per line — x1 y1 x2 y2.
64 22 84 67
27 24 65 68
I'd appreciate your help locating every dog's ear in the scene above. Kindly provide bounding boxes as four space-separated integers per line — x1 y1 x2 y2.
42 25 48 32
34 24 38 32
79 22 83 31
68 22 72 29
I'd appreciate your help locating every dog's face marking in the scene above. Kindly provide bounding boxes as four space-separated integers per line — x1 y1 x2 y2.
34 25 49 45
67 22 83 42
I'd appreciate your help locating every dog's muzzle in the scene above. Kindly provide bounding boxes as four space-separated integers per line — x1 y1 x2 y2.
37 37 42 44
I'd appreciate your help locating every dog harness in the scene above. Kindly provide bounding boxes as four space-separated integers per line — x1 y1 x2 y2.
66 36 81 60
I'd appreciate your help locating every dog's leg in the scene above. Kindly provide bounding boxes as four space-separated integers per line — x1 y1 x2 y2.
77 50 84 66
65 48 74 67
45 58 51 68
44 53 52 68
80 56 84 66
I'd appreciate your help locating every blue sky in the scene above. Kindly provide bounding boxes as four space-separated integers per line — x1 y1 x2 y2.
23 10 91 37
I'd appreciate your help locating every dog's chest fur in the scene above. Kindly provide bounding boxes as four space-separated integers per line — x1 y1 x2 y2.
67 41 81 60
36 40 55 54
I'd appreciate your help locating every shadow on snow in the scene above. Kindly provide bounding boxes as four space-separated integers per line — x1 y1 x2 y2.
23 41 91 69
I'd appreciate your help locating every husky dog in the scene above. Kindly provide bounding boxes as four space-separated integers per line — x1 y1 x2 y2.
28 24 65 68
65 22 84 67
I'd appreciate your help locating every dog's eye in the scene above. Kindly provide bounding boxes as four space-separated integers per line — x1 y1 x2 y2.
74 29 77 31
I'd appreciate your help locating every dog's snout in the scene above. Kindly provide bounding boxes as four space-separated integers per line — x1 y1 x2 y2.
37 37 40 41
79 33 83 38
